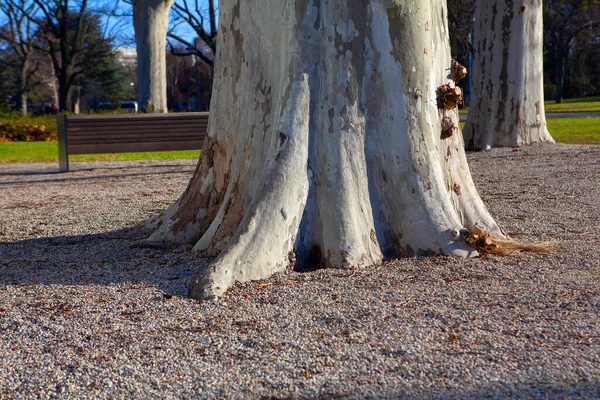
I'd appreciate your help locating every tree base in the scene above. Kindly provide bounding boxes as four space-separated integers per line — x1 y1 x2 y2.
146 0 506 300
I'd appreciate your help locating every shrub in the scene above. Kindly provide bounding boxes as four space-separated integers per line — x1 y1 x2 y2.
544 83 557 101
0 113 58 142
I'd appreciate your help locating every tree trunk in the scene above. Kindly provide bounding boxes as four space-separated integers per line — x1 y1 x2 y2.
207 0 217 41
20 92 28 116
20 58 28 116
147 0 504 300
58 71 70 112
555 52 565 104
463 0 554 150
50 80 59 108
134 0 173 113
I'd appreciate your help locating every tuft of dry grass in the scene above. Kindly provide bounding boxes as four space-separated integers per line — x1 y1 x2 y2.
462 225 555 255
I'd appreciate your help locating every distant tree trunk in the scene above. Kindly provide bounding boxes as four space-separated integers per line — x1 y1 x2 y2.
0 2 37 115
134 0 173 113
555 51 565 104
20 92 28 115
19 57 29 115
57 69 70 112
464 0 554 150
207 0 217 45
147 0 504 300
48 58 59 106
19 63 28 116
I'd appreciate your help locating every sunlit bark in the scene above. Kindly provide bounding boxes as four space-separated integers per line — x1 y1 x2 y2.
148 0 503 299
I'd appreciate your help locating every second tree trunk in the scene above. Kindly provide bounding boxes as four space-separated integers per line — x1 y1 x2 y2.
463 0 554 150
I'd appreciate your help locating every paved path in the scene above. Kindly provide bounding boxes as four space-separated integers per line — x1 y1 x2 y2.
459 111 600 121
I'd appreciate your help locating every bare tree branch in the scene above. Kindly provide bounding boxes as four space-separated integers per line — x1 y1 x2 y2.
168 0 217 61
167 35 213 66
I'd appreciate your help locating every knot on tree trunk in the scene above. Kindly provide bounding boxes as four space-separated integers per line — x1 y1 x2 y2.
441 116 457 139
437 84 463 110
451 59 467 82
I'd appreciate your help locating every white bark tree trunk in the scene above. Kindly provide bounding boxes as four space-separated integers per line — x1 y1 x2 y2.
20 56 28 116
134 0 173 113
463 0 554 150
20 92 28 116
148 0 504 299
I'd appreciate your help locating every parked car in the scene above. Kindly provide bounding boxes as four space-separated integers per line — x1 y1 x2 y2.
120 101 138 113
95 102 118 112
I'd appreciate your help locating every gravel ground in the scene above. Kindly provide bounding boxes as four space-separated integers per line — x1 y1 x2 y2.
0 144 599 399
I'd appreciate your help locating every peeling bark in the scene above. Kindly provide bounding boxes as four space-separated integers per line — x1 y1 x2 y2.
463 0 554 150
149 0 504 299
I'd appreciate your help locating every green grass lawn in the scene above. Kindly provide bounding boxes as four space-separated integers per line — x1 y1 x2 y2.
457 117 599 145
545 96 600 113
458 96 600 114
546 117 600 145
1 116 597 164
0 142 200 163
458 117 599 145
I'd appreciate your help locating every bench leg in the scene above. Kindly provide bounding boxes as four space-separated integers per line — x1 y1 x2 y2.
57 114 69 172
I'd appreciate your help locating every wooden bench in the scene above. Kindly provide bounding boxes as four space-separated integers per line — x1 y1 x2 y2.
57 112 209 172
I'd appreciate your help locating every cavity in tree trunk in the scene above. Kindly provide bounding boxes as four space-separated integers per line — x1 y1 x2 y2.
463 0 554 150
147 0 504 299
134 0 173 113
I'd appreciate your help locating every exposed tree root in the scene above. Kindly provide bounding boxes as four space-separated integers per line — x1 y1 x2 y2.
188 75 311 300
461 225 554 255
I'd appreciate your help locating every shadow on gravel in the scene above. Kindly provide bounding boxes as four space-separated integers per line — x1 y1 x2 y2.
0 227 208 298
435 380 600 399
0 162 195 176
0 169 195 187
466 146 599 160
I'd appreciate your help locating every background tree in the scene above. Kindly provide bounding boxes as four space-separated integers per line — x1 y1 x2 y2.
146 0 506 299
560 25 600 97
544 0 600 103
168 0 216 67
38 9 127 111
76 28 129 111
0 0 39 115
117 0 217 111
0 48 15 112
463 0 554 150
133 0 174 113
166 47 212 111
447 0 475 104
30 0 89 111
167 0 217 110
5 0 124 111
